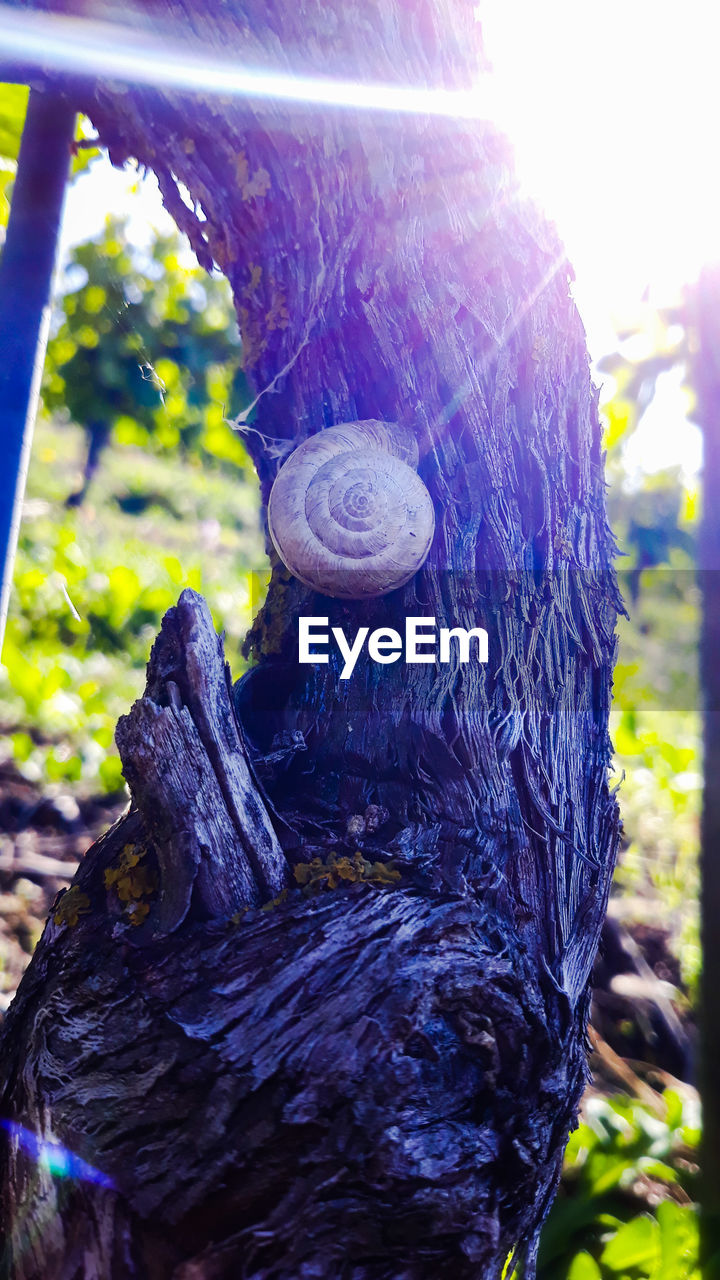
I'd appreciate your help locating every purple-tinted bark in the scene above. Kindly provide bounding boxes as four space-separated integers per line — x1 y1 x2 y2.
0 2 621 1275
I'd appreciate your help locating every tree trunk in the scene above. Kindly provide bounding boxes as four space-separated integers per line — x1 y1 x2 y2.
0 3 622 1277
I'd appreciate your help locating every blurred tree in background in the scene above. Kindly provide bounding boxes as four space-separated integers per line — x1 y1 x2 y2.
0 87 263 797
0 219 265 795
44 218 254 504
598 302 700 994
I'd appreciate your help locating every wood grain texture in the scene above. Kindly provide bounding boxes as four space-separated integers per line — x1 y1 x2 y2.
1 2 622 1275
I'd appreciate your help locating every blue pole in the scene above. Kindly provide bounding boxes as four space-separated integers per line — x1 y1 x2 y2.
0 88 75 652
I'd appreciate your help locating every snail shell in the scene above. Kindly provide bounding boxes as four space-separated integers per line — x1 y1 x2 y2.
267 420 435 599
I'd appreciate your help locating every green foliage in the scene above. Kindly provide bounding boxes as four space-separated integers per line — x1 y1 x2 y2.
538 1091 700 1279
1 197 263 798
0 83 27 162
597 299 701 991
0 83 28 223
598 306 690 458
43 217 252 471
610 558 700 989
0 418 266 795
600 300 696 590
0 83 99 227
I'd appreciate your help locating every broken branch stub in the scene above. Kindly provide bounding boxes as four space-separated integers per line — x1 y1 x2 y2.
115 589 289 929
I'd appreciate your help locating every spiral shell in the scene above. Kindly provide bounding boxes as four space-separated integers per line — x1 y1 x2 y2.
267 420 435 599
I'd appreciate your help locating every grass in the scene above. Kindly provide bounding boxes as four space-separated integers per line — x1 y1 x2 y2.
0 413 268 795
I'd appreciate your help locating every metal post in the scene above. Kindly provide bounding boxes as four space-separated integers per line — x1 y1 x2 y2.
0 88 75 652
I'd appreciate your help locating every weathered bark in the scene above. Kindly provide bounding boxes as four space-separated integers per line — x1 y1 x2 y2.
1 2 622 1276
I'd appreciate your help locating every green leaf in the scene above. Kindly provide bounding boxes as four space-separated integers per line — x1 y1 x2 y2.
654 1201 699 1279
637 1157 678 1183
11 730 34 763
567 1251 602 1280
71 116 100 176
664 1090 685 1130
603 397 635 450
0 83 29 224
0 82 28 162
601 1215 660 1272
98 755 125 795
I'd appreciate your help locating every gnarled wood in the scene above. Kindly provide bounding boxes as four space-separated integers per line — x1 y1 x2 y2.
1 591 588 1280
115 589 288 925
0 2 622 1275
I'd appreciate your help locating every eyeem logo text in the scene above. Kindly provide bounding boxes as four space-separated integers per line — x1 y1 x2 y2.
299 617 489 680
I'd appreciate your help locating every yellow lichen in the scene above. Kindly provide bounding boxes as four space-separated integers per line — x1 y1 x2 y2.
531 332 551 363
104 844 157 924
236 151 271 201
235 151 249 187
294 851 401 894
125 901 151 928
238 303 267 371
552 523 574 558
244 263 263 296
247 167 271 199
252 565 295 657
53 886 91 928
265 293 290 333
260 888 289 913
